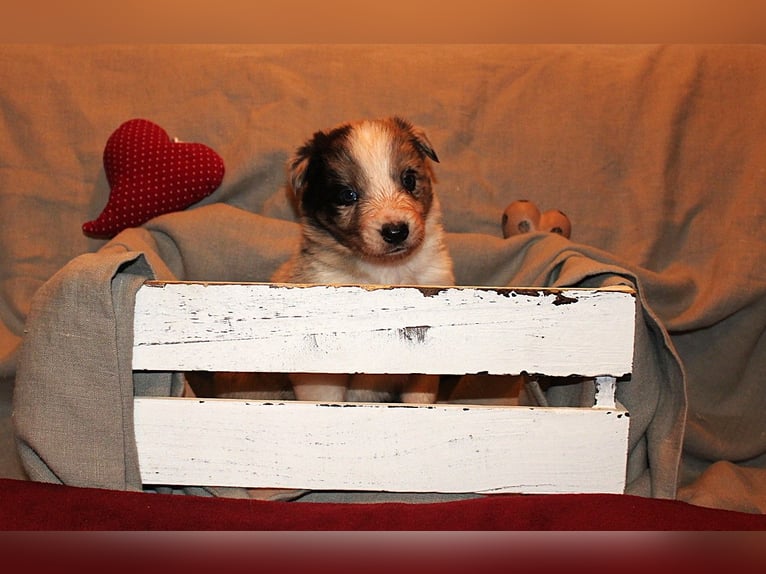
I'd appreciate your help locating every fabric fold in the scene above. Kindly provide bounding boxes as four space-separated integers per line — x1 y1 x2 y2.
14 250 157 490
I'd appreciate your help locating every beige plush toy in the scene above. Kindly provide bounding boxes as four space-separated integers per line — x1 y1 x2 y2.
501 199 572 239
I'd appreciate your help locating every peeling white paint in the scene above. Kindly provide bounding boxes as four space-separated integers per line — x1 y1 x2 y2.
133 282 636 376
134 397 630 494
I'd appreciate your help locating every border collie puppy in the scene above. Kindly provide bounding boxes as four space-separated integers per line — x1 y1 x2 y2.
273 116 454 403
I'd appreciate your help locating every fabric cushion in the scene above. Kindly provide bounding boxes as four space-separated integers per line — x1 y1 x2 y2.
82 118 225 238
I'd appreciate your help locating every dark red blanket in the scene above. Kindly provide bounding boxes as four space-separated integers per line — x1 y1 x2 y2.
3 478 766 573
2 478 764 531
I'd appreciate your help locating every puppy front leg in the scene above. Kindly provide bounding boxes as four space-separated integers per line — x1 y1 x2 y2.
400 374 440 404
289 372 350 402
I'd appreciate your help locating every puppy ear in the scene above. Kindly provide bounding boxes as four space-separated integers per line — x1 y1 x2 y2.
411 126 440 164
287 142 312 202
392 116 440 163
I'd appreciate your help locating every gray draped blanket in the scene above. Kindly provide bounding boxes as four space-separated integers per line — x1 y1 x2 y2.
14 204 684 500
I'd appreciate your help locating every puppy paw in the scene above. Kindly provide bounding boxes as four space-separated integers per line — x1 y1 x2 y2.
400 374 439 404
502 200 572 239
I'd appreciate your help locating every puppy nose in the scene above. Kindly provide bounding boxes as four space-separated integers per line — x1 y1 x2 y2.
381 222 409 244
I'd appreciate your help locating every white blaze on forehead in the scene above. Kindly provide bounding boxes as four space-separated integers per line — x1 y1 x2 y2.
348 121 394 192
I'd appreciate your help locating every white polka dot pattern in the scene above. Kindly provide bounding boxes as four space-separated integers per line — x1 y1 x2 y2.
82 118 225 238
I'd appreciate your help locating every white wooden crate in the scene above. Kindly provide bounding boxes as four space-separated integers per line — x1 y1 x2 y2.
132 282 635 494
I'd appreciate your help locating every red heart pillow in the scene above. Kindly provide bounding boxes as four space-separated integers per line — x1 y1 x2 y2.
82 118 225 238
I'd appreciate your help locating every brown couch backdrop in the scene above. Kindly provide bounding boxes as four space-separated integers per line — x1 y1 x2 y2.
2 44 765 513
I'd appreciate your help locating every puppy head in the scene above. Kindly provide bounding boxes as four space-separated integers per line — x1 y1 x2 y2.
287 117 440 260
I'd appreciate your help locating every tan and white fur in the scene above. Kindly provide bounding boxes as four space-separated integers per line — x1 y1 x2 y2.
273 116 454 403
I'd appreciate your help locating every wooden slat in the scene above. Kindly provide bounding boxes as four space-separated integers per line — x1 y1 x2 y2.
132 282 636 377
134 397 630 494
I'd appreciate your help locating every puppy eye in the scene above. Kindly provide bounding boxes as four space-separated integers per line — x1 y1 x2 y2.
401 169 417 193
336 187 359 205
